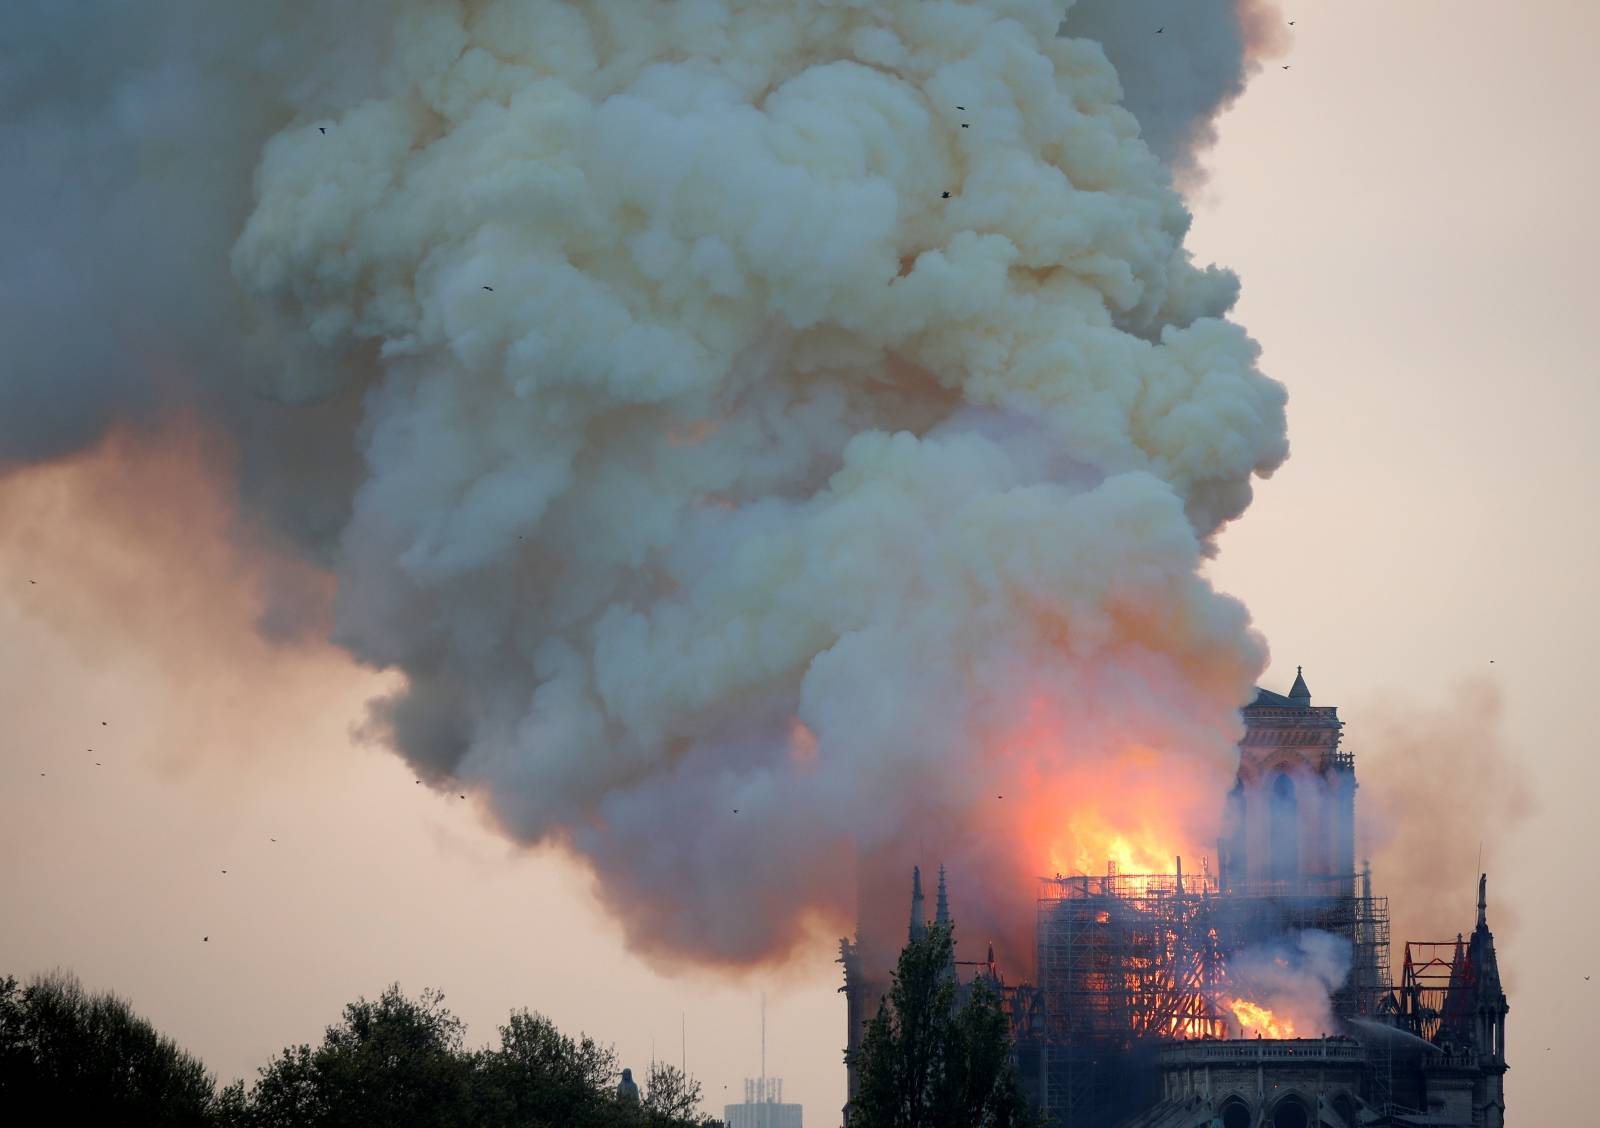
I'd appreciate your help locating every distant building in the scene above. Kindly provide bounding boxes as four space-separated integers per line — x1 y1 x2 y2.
725 1076 803 1128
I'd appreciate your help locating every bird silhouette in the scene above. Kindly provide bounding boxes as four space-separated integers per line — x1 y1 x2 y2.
460 794 466 799
203 936 209 942
733 809 739 814
221 869 227 874
482 285 494 291
956 105 965 110
961 123 969 128
319 126 326 134
95 763 101 767
270 838 277 843
101 721 107 726
942 191 951 199
1156 27 1163 34
29 580 36 584
1282 65 1291 70
997 795 1003 799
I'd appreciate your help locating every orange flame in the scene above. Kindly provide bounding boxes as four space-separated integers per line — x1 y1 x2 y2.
998 695 1233 886
1227 998 1296 1039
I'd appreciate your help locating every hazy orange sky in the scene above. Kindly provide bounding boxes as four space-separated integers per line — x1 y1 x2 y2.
3 3 1595 1125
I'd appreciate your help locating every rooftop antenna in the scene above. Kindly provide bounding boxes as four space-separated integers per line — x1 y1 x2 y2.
761 992 767 1095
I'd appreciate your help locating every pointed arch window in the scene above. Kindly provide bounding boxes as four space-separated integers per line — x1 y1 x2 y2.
1268 772 1299 882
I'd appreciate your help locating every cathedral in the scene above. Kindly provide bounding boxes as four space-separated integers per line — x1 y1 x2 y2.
841 672 1509 1127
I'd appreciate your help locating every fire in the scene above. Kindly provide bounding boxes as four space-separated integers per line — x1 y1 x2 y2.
1227 998 1296 1039
992 693 1233 898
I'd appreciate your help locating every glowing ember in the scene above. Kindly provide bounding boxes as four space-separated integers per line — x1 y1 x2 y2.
1227 998 1297 1039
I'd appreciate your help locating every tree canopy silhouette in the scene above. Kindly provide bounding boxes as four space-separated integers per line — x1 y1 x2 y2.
0 971 218 1125
848 924 1033 1128
2 971 716 1128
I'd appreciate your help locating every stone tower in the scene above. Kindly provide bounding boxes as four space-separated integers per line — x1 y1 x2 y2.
1218 667 1357 894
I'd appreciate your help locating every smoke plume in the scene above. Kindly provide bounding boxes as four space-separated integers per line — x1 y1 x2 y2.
1061 0 1290 187
1356 680 1532 953
1226 929 1352 1039
4 1 1286 969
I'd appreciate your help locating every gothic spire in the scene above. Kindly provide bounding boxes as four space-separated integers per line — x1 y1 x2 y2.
1288 665 1311 706
909 865 926 942
935 864 950 927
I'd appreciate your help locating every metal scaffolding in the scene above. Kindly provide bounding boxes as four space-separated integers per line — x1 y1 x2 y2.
1026 865 1394 1127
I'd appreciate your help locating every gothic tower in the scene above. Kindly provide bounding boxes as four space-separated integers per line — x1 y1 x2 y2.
1219 667 1356 894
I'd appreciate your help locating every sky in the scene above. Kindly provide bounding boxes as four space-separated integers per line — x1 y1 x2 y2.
2 2 1596 1125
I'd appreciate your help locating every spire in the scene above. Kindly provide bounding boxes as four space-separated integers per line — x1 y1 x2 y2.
909 866 926 942
935 864 950 927
1288 665 1311 707
1466 872 1507 1062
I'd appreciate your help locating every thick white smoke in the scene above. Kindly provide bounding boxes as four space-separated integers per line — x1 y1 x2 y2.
5 0 1286 968
1226 930 1353 1038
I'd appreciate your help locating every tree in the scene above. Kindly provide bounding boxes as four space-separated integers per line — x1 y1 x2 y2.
0 970 717 1128
232 985 714 1128
475 1008 620 1127
237 985 477 1128
849 925 1033 1128
0 971 219 1125
642 1060 704 1122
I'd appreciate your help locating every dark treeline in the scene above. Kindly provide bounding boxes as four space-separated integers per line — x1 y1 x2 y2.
0 972 717 1128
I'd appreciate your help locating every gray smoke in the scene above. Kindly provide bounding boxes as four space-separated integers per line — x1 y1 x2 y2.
3 1 1287 968
1063 0 1289 184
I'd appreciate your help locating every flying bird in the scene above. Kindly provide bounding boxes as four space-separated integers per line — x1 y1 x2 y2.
203 937 208 942
482 285 494 291
942 191 951 199
29 580 36 584
221 869 227 874
460 794 466 799
270 838 277 843
956 105 965 110
1156 27 1163 34
733 809 739 814
961 123 969 128
318 126 326 134
1282 65 1291 70
101 721 107 726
